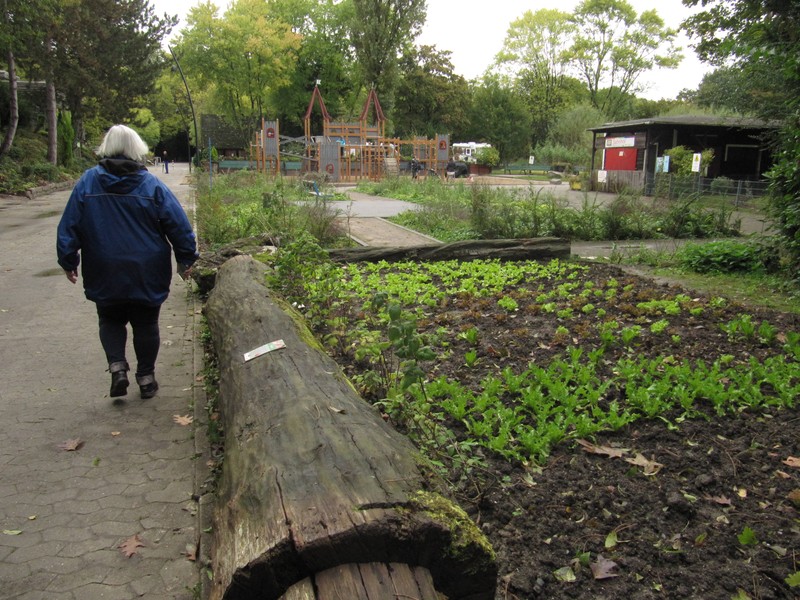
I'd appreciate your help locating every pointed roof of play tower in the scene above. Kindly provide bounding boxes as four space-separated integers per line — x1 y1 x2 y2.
304 84 331 122
359 88 385 125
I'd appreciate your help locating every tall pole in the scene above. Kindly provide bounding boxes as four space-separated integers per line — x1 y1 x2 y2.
168 45 199 174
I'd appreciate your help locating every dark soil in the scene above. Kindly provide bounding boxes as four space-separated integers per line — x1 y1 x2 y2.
325 261 800 600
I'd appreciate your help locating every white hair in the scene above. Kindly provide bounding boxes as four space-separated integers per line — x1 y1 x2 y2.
96 125 149 161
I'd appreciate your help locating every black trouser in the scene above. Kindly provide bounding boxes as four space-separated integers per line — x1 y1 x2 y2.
96 303 161 377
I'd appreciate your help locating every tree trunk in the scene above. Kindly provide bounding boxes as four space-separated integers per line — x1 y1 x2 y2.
45 74 57 165
0 48 19 160
204 255 496 600
327 237 570 263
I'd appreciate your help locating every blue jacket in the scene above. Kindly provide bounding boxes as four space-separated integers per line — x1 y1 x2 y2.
57 158 198 307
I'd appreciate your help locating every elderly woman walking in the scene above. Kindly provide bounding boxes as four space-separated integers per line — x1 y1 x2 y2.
57 124 198 399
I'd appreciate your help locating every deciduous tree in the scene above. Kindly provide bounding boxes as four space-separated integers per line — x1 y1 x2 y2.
684 0 800 279
571 0 682 120
269 0 357 136
177 0 300 140
347 0 426 115
52 0 175 146
465 77 530 164
394 45 469 139
494 9 576 145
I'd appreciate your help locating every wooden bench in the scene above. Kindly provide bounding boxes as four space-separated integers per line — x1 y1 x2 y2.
217 160 251 173
502 164 551 175
282 161 303 174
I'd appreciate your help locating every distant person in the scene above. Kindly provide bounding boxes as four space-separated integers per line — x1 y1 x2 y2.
162 149 169 174
410 157 422 179
56 125 198 400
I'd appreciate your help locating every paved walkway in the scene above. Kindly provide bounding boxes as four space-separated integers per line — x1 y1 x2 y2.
0 162 204 599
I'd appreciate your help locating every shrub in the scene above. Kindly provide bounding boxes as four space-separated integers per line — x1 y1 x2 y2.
475 147 500 168
710 176 735 196
677 240 765 274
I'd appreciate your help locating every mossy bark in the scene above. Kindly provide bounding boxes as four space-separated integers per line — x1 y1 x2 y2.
204 255 496 600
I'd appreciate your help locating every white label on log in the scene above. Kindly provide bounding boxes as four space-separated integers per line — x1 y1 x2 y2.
243 339 287 362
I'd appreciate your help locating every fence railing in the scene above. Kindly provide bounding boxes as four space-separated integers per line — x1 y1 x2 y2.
645 173 769 205
592 170 769 205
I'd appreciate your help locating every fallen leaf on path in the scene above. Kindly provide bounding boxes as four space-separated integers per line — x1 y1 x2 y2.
328 406 346 414
3 530 22 535
604 530 618 549
57 439 84 451
111 431 121 437
782 456 800 468
704 495 732 506
624 453 664 475
184 543 197 561
590 555 620 579
119 534 144 558
576 439 629 458
173 414 193 426
553 566 576 582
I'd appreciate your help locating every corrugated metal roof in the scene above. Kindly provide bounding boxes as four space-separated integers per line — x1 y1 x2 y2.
588 115 781 132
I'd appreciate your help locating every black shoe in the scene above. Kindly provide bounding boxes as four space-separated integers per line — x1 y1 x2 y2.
109 361 129 397
136 374 159 399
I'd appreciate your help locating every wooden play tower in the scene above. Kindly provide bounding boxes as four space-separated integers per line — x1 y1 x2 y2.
254 85 450 182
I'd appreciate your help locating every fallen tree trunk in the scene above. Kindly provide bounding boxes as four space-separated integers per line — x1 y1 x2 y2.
204 255 496 600
193 237 571 295
327 237 570 263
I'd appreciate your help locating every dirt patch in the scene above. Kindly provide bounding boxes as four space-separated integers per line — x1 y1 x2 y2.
321 261 800 600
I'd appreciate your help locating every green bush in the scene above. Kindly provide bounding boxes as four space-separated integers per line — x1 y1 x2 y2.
677 240 765 274
194 146 219 167
20 161 62 183
475 147 500 167
664 146 715 176
710 176 735 196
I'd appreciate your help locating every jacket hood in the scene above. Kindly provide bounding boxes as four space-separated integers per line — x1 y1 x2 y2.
97 157 147 194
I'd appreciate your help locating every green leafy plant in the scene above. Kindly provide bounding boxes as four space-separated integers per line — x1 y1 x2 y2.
650 319 669 334
458 326 480 345
497 296 519 312
678 240 765 274
737 526 758 546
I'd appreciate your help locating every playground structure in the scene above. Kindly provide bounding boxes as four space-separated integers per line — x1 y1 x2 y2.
252 85 450 182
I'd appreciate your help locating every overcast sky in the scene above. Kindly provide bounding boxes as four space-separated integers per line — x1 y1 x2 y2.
151 0 712 101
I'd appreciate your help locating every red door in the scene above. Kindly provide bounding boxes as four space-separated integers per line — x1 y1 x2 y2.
604 148 637 170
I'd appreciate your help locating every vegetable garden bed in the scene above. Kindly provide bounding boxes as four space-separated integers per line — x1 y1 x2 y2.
275 249 800 600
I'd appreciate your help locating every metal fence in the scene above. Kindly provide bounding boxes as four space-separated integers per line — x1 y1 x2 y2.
592 170 769 206
644 173 769 205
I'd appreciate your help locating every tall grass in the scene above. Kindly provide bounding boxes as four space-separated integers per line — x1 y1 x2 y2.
365 178 744 242
194 172 348 248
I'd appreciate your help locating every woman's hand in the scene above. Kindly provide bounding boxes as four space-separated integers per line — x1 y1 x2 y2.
178 264 192 281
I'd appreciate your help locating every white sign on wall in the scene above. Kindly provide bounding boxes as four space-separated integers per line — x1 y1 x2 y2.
605 137 635 148
529 155 535 165
691 153 702 173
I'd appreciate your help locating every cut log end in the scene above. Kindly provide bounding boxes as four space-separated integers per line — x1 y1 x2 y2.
205 256 496 600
